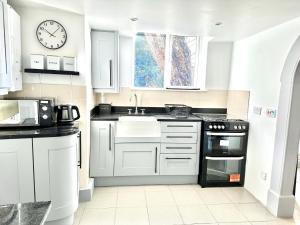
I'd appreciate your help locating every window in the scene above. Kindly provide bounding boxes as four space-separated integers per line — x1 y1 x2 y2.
169 35 198 87
133 33 208 90
134 33 166 88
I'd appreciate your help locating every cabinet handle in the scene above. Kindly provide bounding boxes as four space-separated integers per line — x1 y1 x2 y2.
109 123 112 151
167 125 193 128
155 147 158 173
166 147 192 149
77 132 82 168
166 136 193 138
165 157 192 160
109 60 113 87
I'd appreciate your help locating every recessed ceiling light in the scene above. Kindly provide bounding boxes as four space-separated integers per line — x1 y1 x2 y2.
215 22 223 26
130 17 138 22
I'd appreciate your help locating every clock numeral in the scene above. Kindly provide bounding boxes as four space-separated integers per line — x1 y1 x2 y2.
57 44 60 48
57 24 60 28
61 28 64 32
45 42 47 46
40 27 44 30
62 35 66 39
61 40 64 44
51 45 53 48
38 32 41 35
50 21 54 25
39 38 43 41
43 22 47 26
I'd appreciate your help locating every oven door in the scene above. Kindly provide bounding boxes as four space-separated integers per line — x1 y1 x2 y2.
203 131 247 155
201 156 246 187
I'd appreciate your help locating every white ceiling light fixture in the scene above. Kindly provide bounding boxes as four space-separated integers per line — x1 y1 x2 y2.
130 17 139 22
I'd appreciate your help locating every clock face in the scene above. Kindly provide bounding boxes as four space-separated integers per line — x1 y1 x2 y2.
36 20 67 49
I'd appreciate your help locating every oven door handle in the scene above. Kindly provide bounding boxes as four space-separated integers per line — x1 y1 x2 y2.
205 156 244 161
206 132 246 136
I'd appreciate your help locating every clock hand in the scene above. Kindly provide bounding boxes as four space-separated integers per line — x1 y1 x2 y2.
51 27 60 36
44 29 55 37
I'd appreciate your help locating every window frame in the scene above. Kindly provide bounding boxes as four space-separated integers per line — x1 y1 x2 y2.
132 33 210 91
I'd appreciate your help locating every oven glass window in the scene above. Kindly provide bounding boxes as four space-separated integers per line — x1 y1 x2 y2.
206 133 245 154
206 157 243 183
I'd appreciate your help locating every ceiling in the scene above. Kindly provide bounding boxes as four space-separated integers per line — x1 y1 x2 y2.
10 0 300 41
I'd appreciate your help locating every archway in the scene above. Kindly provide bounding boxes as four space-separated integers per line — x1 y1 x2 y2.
267 36 300 217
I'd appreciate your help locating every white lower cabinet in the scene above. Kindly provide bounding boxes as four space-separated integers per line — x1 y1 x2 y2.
0 138 34 204
160 154 197 175
114 143 160 176
33 134 78 222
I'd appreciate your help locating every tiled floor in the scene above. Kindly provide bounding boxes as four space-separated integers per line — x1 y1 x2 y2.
73 185 300 225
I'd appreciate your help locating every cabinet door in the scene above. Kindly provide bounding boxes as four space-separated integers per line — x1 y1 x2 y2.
33 134 78 222
8 5 22 91
91 30 119 92
0 138 34 204
0 0 10 89
114 143 160 176
90 121 115 177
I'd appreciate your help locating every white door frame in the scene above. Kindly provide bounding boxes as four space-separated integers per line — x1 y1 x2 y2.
267 36 300 217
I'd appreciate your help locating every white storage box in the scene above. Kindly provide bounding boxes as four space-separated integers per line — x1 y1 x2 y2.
63 57 76 71
47 55 60 70
30 54 44 69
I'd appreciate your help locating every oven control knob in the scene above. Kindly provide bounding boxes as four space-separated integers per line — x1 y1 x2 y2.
42 114 48 120
222 125 225 129
217 125 221 129
209 125 213 129
213 125 217 129
238 125 242 129
242 125 246 129
42 106 48 111
234 125 237 129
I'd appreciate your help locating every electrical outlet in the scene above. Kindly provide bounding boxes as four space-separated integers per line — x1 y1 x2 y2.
266 108 277 118
253 106 262 115
260 172 267 181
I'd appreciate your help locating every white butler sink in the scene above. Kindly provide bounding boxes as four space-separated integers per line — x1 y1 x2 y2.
116 116 161 143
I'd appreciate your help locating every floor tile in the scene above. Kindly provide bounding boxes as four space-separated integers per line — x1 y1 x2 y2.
208 204 247 223
171 189 204 205
79 208 115 225
73 203 86 225
148 206 183 225
196 187 232 204
117 185 145 192
222 187 257 203
168 184 199 191
115 207 149 225
144 185 169 192
146 190 176 206
85 189 117 209
219 223 251 225
178 205 216 224
251 220 296 225
238 203 276 221
117 190 146 207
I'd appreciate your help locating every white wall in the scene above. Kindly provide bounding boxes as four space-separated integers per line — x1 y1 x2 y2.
229 17 300 204
14 5 86 85
118 36 233 90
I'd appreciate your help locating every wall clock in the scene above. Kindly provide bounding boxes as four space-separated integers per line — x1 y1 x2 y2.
36 20 67 49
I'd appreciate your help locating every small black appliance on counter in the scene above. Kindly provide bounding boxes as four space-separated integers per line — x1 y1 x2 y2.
55 105 80 124
194 113 249 187
98 103 112 114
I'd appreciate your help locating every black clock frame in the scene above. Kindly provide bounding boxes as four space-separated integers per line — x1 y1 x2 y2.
36 20 67 50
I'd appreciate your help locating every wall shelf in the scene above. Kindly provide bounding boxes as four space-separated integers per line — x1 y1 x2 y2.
24 68 80 76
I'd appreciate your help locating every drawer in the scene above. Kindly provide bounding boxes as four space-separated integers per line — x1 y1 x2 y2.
161 122 198 133
161 143 197 154
160 154 197 175
161 133 198 143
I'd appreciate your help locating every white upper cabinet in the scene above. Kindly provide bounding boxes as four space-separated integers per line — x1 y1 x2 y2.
0 0 10 89
91 30 119 93
7 5 22 91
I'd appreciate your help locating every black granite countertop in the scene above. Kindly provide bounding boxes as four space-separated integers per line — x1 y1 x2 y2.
0 123 79 139
0 201 51 225
91 106 227 122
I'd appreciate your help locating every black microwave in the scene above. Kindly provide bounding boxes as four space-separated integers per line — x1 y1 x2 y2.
0 99 53 127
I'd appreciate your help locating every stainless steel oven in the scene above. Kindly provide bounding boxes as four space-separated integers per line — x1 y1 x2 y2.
197 118 249 187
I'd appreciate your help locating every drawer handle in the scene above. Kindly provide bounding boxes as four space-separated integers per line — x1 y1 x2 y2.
166 147 193 149
167 125 194 128
155 147 158 173
165 157 192 160
166 136 193 138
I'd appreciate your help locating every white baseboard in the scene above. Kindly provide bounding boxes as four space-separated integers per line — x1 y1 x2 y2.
79 178 94 202
267 189 295 217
